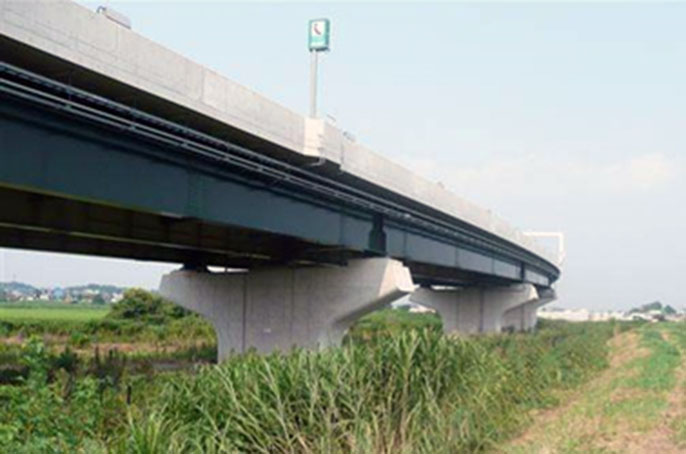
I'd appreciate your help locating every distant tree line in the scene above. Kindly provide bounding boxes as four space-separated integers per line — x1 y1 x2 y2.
628 301 677 315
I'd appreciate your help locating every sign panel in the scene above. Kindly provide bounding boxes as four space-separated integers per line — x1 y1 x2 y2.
308 19 330 51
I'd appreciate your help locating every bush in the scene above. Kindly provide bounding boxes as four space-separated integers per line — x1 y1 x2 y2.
108 289 188 324
0 342 118 453
68 331 92 348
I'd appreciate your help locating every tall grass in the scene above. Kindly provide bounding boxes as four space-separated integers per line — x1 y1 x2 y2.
0 320 628 453
114 322 621 454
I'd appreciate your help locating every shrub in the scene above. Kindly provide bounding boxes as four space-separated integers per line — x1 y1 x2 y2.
108 289 188 324
68 331 92 348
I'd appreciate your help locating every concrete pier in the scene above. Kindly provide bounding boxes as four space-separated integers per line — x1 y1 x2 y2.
160 258 413 360
502 288 556 332
410 284 541 334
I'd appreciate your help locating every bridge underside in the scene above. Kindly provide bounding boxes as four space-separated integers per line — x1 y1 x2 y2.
0 184 520 288
0 184 361 269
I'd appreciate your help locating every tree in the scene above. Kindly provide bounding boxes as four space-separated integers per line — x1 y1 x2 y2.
107 288 188 323
629 301 663 314
92 294 106 305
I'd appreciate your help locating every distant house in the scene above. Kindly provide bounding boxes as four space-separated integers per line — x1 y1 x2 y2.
538 308 636 322
51 288 66 300
391 299 436 314
538 308 591 322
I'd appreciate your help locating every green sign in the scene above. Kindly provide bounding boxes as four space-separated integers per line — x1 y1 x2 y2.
308 19 330 51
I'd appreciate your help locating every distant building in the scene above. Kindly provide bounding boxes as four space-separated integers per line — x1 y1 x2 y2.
539 305 686 323
408 304 435 314
539 308 592 322
589 311 627 321
391 299 435 314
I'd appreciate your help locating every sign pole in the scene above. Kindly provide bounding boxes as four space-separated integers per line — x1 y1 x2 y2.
309 50 318 118
307 18 330 119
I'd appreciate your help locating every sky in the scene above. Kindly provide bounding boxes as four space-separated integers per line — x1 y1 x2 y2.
1 1 684 311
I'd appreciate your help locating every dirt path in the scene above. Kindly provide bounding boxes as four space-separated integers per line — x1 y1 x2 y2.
607 329 686 454
495 325 686 454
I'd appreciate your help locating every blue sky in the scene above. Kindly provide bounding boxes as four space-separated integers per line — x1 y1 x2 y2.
2 1 685 311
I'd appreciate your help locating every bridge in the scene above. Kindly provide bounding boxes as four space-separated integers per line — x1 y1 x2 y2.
0 1 559 359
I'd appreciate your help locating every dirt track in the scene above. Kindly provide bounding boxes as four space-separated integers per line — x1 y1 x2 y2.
496 325 686 454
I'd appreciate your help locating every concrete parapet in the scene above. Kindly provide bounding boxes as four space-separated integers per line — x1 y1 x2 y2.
411 284 540 334
160 258 413 360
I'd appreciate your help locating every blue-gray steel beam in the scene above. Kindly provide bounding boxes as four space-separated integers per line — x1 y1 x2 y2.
0 63 557 286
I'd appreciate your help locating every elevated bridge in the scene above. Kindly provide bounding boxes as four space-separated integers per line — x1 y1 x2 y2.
0 1 559 358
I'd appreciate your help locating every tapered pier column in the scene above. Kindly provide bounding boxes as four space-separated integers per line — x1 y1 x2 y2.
502 288 556 332
160 258 413 360
410 284 540 334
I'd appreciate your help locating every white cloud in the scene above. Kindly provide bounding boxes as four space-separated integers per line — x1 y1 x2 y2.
623 153 678 190
399 152 681 202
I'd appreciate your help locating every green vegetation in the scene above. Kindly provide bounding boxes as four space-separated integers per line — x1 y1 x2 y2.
501 322 686 454
628 300 678 316
664 324 686 448
0 290 213 345
0 302 109 323
627 328 681 391
0 315 214 344
347 308 441 341
0 315 626 454
107 288 189 323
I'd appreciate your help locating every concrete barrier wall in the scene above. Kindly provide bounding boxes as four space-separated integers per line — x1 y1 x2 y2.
0 0 306 154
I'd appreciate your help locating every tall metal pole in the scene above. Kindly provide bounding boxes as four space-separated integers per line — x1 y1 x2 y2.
309 50 318 118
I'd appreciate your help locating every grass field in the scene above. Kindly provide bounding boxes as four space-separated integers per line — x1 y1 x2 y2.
0 298 658 454
0 301 110 322
0 315 628 454
498 322 686 454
